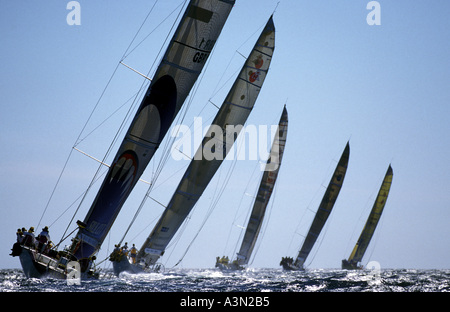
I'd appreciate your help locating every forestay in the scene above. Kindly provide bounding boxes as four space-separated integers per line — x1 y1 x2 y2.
137 16 276 267
71 0 235 264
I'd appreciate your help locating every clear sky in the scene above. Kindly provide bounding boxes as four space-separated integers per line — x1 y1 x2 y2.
1 1 450 271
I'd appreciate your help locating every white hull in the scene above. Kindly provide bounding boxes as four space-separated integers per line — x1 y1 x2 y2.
12 244 98 279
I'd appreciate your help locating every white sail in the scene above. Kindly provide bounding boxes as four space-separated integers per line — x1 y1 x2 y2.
137 16 276 267
235 106 288 266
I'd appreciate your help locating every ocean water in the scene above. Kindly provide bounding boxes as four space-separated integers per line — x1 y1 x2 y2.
1 268 449 293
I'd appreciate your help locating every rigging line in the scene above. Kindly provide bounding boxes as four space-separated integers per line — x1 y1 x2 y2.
120 0 159 61
121 0 186 61
174 126 250 267
365 211 385 266
118 13 225 245
75 92 140 146
61 78 143 242
37 1 161 231
305 206 334 268
112 2 190 245
232 166 263 259
117 69 190 245
250 173 279 266
49 170 107 229
222 133 259 255
37 60 122 232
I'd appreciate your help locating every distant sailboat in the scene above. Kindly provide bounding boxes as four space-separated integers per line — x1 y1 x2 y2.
10 0 234 279
342 165 393 270
216 106 288 271
110 15 276 275
280 143 350 271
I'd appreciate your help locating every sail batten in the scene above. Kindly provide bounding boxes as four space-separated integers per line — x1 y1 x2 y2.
135 16 276 268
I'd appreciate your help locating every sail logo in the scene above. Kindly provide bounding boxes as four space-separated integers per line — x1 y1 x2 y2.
171 117 282 172
249 70 261 83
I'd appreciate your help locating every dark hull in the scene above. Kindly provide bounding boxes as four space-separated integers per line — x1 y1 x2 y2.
341 259 363 270
279 257 304 271
280 263 304 271
111 255 144 276
110 254 164 276
215 260 244 272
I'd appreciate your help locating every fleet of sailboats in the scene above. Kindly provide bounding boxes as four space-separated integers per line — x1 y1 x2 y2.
111 15 276 275
10 0 234 279
10 1 396 279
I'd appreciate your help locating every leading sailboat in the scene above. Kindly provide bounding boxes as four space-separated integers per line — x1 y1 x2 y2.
111 15 276 275
280 143 350 271
342 165 393 270
10 0 234 279
216 106 288 271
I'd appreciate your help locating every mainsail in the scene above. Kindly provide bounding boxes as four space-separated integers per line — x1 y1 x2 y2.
280 142 350 271
135 16 276 268
233 106 288 268
342 164 393 269
70 0 234 269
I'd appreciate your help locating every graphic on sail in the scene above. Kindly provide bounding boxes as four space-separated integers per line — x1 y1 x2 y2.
280 142 350 271
110 15 275 275
11 0 234 279
216 105 288 271
342 165 393 269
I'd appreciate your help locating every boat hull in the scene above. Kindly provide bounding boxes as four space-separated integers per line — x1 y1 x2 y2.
111 255 144 276
13 244 98 280
341 259 363 270
19 247 66 279
110 254 164 276
215 260 244 272
279 257 304 271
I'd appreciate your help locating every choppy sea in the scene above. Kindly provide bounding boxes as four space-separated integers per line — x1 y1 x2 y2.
1 267 449 292
1 268 448 309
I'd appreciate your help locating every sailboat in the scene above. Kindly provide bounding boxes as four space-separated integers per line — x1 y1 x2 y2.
280 142 350 271
215 106 288 271
10 0 234 279
342 165 393 270
110 15 276 275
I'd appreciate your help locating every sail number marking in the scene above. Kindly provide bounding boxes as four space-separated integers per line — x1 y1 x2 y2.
193 52 208 64
192 38 215 64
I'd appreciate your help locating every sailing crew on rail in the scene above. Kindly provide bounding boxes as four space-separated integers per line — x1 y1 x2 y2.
16 229 24 243
37 226 51 253
129 244 138 264
121 242 129 256
22 227 36 247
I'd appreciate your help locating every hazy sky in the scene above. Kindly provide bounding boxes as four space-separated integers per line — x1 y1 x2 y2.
1 1 449 271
